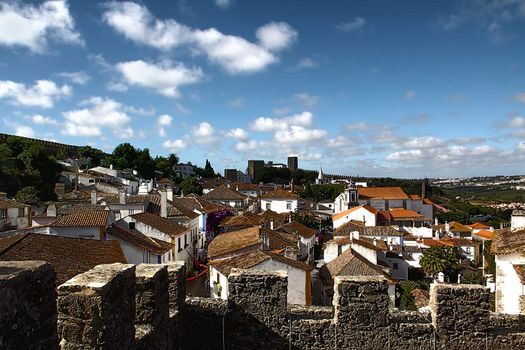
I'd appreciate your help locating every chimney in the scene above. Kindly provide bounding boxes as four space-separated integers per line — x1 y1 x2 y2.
166 187 173 201
160 189 168 218
435 217 438 226
110 164 113 170
421 180 426 198
288 215 292 224
270 219 274 230
373 238 377 246
445 221 449 232
46 203 57 217
119 189 126 204
91 190 97 205
0 192 6 199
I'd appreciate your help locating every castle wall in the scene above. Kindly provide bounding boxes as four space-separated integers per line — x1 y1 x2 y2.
1 261 525 350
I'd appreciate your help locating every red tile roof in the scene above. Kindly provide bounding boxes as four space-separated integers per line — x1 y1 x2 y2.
358 187 409 200
0 198 27 209
49 210 110 227
260 188 299 199
131 212 189 238
0 233 126 285
202 185 248 201
389 208 424 220
207 226 261 259
468 222 490 229
473 230 496 240
107 224 173 255
281 221 316 239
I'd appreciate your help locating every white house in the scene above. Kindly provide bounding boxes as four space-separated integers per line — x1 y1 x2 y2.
0 193 31 232
121 212 193 271
106 224 173 264
202 185 250 212
260 188 299 214
88 166 140 194
209 250 312 305
46 210 112 239
332 205 377 229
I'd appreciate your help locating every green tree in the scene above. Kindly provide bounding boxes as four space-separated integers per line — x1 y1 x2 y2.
462 271 485 285
112 143 138 169
15 186 39 204
134 148 156 179
420 246 459 279
180 176 203 195
78 146 106 168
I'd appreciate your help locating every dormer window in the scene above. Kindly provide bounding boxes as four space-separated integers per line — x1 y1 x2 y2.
129 222 135 230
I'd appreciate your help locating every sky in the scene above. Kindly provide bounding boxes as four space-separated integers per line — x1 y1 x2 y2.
1 0 525 178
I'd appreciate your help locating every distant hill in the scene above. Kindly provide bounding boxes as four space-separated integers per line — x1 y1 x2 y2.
0 133 83 158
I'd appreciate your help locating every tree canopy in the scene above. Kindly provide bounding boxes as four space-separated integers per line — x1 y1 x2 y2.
420 246 458 279
180 176 203 196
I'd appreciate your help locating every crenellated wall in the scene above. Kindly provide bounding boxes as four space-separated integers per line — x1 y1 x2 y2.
1 261 525 350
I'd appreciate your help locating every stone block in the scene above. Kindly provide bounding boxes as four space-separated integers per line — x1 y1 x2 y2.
57 263 135 350
0 261 58 350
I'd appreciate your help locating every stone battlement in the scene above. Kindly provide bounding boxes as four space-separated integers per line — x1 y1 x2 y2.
1 261 525 350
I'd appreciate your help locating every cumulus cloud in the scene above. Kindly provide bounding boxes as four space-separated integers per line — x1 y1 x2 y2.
58 71 90 85
251 111 313 131
62 96 132 137
335 17 366 33
255 22 298 51
103 2 296 74
393 136 445 149
163 138 189 152
226 128 248 140
15 125 35 138
0 0 83 53
156 114 172 137
0 79 71 108
115 60 203 98
235 139 258 152
32 114 58 125
192 122 218 145
274 126 326 144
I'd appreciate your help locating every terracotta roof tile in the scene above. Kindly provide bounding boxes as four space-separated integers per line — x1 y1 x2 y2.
57 204 107 216
332 205 377 221
513 264 525 284
260 188 299 199
179 195 228 213
281 221 316 239
389 208 424 220
468 222 490 229
49 210 110 227
334 221 403 237
202 185 248 201
0 233 126 285
207 226 261 259
219 213 261 228
107 224 173 255
131 212 188 238
358 187 409 200
447 221 472 233
210 250 270 275
0 198 27 209
491 228 525 255
473 230 496 240
259 210 288 224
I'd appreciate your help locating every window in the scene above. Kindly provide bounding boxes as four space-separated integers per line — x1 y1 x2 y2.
286 201 292 210
402 200 407 209
393 263 399 270
385 200 389 210
18 208 24 217
366 200 371 206
178 237 182 252
266 202 271 210
184 234 188 247
0 209 6 218
128 222 135 230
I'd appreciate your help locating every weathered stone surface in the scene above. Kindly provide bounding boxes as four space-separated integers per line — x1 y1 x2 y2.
57 263 135 350
2 261 525 350
0 261 58 350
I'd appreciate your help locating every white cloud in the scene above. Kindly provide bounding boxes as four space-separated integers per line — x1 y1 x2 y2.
163 138 189 152
235 140 258 152
32 114 58 125
386 150 423 162
15 125 35 138
0 0 83 53
215 0 232 9
226 128 248 140
115 60 203 97
393 136 445 149
192 122 218 145
335 17 366 33
295 57 318 70
62 96 132 137
228 97 245 108
58 71 90 85
255 22 298 52
106 81 128 92
274 125 326 144
0 79 71 108
513 92 525 103
103 2 297 74
404 90 416 100
156 114 172 137
294 92 319 108
251 111 313 131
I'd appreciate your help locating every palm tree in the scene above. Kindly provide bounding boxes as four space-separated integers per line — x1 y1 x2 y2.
420 246 458 280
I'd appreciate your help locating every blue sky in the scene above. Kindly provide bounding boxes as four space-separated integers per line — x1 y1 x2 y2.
1 0 525 178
